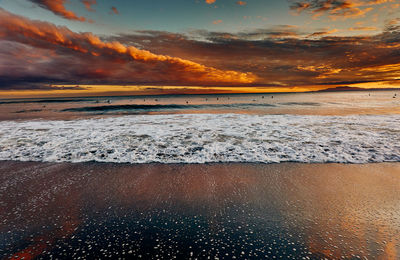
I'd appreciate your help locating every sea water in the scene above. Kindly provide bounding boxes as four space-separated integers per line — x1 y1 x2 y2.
0 91 399 164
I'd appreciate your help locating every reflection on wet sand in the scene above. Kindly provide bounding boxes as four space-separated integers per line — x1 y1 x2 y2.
0 162 399 259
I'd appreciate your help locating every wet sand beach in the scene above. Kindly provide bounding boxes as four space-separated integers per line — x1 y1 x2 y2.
1 161 399 259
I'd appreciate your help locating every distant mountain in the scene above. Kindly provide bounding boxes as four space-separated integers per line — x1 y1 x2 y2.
314 86 400 92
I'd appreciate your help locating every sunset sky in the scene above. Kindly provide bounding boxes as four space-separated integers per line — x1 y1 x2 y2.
0 0 399 97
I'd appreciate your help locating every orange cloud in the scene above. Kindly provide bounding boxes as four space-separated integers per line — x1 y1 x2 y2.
110 6 119 15
205 0 216 4
0 8 256 87
106 25 400 89
307 28 339 37
28 0 87 22
348 26 377 31
236 1 247 6
291 0 395 19
213 19 223 24
81 0 97 12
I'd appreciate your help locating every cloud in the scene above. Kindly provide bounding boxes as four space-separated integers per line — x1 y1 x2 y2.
307 28 338 37
0 80 86 91
0 8 256 90
81 0 97 12
213 19 222 24
205 0 216 4
236 1 247 6
107 24 400 88
212 25 302 39
27 0 88 22
290 0 394 19
110 6 119 15
1 6 400 91
385 18 400 31
348 26 377 31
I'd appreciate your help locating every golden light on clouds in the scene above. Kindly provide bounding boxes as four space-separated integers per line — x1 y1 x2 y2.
0 8 256 87
0 0 399 97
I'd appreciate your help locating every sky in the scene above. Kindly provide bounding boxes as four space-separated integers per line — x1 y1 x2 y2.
0 0 399 97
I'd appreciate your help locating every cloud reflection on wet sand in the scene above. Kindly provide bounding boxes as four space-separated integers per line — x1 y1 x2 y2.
0 162 399 259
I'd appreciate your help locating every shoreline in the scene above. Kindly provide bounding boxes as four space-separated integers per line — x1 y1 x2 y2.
2 159 400 166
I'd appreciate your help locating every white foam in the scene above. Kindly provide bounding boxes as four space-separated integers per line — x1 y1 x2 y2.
0 114 399 164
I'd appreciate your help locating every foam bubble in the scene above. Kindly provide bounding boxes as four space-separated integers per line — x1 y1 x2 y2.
0 114 399 164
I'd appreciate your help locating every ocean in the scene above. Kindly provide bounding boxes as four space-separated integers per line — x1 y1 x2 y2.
0 91 399 164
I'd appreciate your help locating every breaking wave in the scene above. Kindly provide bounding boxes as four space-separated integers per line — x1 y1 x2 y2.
0 114 399 164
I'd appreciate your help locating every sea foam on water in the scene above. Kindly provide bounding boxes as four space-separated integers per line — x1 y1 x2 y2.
0 113 399 164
